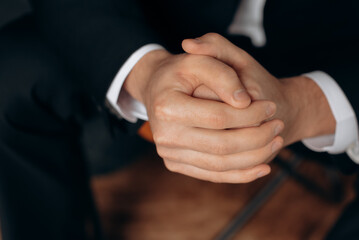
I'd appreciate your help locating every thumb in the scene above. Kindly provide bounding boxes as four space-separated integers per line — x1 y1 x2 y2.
186 54 251 108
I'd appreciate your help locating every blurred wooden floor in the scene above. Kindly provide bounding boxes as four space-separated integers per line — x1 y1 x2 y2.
92 148 355 240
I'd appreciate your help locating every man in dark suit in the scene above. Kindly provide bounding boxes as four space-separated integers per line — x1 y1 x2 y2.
0 0 358 239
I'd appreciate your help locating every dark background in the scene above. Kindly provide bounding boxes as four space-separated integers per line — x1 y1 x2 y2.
0 0 148 175
0 0 30 28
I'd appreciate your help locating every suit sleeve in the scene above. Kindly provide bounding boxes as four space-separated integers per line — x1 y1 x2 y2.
319 21 359 173
313 2 359 119
323 52 359 173
29 0 162 107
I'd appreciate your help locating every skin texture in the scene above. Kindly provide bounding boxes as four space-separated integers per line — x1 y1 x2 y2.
123 43 285 183
123 33 336 183
182 33 336 146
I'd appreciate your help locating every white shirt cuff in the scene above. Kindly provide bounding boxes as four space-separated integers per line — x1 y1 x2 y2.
105 44 165 123
301 71 359 163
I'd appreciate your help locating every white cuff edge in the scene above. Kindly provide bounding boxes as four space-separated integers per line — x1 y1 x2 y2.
301 71 359 162
105 44 165 123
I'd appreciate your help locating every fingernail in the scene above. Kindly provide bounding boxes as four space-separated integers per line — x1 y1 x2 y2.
257 171 268 178
272 140 282 153
234 89 250 102
194 38 201 43
266 104 276 117
274 124 283 135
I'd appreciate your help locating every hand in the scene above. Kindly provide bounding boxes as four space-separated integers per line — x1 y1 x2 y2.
123 49 284 183
182 33 336 146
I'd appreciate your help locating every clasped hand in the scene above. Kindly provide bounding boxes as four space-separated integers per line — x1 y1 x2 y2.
124 33 315 183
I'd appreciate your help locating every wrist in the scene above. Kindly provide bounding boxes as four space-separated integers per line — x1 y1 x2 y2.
123 49 172 104
280 76 336 145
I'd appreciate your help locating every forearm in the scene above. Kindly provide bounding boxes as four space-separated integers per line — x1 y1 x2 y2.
124 49 172 104
280 75 336 146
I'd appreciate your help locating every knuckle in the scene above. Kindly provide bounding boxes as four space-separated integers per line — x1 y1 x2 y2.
155 146 167 158
275 135 284 145
153 127 181 148
163 160 178 173
252 115 265 127
154 133 174 147
153 99 172 121
277 120 285 132
248 86 261 100
204 32 222 43
152 131 161 143
153 130 169 145
267 102 278 116
226 65 238 77
240 55 249 68
237 49 251 67
248 102 274 125
255 128 273 147
152 131 163 144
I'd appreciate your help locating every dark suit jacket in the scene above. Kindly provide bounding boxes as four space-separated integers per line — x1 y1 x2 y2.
28 0 359 171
